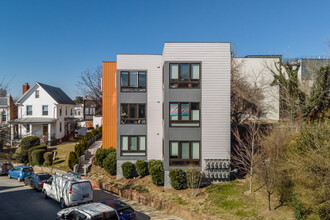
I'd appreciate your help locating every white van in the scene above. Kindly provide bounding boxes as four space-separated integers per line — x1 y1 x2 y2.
43 173 93 208
56 202 119 220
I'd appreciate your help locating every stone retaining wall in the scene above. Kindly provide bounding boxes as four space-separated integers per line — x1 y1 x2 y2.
89 178 222 220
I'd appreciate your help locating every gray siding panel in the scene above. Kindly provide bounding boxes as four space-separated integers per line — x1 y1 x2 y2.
163 43 231 170
117 55 163 161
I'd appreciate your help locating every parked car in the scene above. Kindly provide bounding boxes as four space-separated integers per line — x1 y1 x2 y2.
0 161 13 175
43 172 93 209
101 200 136 220
8 165 34 182
56 202 118 220
24 173 52 191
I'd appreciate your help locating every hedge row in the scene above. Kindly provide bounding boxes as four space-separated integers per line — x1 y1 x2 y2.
28 145 47 165
68 126 102 170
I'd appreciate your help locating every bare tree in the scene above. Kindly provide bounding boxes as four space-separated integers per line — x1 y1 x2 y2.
232 119 262 193
231 51 265 123
257 126 290 211
186 167 203 197
77 66 102 107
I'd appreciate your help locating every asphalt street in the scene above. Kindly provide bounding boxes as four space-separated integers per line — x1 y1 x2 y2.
0 175 182 220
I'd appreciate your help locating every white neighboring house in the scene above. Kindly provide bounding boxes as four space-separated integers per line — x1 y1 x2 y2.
12 82 76 145
234 55 281 121
74 104 84 120
0 94 17 125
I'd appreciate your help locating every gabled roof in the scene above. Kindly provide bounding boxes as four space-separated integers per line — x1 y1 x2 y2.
0 97 8 106
38 82 75 105
16 82 75 105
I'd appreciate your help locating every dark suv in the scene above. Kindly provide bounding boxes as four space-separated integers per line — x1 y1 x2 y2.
24 173 52 191
0 161 13 175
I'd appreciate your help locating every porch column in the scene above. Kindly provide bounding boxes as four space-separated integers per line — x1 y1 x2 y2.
48 123 51 142
10 124 14 141
29 124 32 135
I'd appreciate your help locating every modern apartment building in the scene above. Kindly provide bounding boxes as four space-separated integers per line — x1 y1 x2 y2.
103 43 231 187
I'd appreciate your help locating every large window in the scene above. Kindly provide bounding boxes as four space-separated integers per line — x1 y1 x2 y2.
121 71 146 92
26 105 32 116
121 104 146 124
169 141 200 166
169 63 200 88
169 102 200 127
121 136 146 156
42 105 48 116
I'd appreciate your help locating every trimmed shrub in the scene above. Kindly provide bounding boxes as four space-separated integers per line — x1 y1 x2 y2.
135 160 147 177
103 150 117 175
28 145 47 165
31 149 46 166
43 152 53 166
18 136 40 163
169 168 186 190
186 168 203 189
68 151 78 170
149 160 164 186
121 161 133 179
148 160 157 174
96 148 115 167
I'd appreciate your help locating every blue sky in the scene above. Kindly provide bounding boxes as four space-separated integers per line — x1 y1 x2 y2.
0 0 329 99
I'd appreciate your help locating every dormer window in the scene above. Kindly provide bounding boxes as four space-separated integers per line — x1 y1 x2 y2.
35 90 40 98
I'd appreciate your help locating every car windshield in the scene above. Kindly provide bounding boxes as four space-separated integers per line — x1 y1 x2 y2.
23 167 33 172
104 200 129 211
118 207 133 214
39 175 51 181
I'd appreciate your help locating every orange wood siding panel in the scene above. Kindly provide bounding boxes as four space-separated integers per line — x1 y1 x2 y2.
102 62 117 149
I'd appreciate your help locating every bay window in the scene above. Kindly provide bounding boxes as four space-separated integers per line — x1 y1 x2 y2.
121 104 146 124
170 141 200 166
121 135 146 156
169 63 200 88
121 71 146 92
169 102 200 127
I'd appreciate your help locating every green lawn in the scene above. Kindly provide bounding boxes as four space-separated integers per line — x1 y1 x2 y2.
50 140 78 171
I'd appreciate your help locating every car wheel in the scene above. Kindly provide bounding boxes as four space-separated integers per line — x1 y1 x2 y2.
44 190 48 199
8 174 11 179
60 199 66 209
17 177 21 182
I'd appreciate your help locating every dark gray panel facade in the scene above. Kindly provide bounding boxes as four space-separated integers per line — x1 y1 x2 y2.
163 61 202 171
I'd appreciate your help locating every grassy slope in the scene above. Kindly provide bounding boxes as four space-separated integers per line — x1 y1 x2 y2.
50 140 77 171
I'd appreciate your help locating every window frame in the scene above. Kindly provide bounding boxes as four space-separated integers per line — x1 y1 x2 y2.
120 135 146 156
35 90 39 98
169 141 200 166
120 71 147 92
120 103 146 124
42 105 48 116
169 102 200 127
26 105 33 116
169 63 201 89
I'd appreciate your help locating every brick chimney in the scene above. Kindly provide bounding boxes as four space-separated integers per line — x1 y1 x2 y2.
22 83 30 94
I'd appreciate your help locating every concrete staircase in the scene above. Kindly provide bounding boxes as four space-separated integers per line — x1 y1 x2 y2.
76 140 102 175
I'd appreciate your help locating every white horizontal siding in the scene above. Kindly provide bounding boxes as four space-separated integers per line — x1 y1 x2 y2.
117 55 163 160
163 43 231 169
